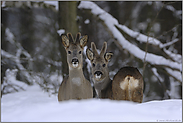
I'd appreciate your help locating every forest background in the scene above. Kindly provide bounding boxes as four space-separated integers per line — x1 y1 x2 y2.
1 1 182 102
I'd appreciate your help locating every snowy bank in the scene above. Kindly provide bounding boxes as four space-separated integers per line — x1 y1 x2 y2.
1 85 182 122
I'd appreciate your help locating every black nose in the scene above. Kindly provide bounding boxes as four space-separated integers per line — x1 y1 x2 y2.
72 58 79 64
94 71 103 76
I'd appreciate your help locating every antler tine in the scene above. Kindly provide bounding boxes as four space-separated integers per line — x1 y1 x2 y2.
100 42 107 56
75 32 81 43
91 42 98 55
67 33 74 43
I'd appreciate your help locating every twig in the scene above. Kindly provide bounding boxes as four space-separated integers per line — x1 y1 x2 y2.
142 2 165 76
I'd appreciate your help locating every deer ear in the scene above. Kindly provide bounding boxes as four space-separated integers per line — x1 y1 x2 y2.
61 34 69 48
80 35 88 48
105 52 113 62
86 48 94 61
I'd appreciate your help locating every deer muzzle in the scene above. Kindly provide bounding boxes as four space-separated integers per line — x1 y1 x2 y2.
71 58 79 68
94 71 103 80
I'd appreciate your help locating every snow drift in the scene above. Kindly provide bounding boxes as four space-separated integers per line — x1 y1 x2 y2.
1 85 182 122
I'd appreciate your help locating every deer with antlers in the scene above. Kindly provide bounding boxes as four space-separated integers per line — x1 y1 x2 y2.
58 33 93 101
86 42 113 99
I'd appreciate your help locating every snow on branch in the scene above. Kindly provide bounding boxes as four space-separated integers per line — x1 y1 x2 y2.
117 25 163 47
116 25 181 63
152 68 163 82
2 49 35 84
43 1 58 10
163 48 182 64
5 28 32 61
165 68 182 83
161 38 179 48
2 69 28 94
3 1 58 11
2 28 35 84
78 1 182 82
165 5 182 20
117 24 180 50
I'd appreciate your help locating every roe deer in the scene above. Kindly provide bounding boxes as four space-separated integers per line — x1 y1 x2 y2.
86 42 113 99
112 67 144 103
86 42 143 103
58 32 93 101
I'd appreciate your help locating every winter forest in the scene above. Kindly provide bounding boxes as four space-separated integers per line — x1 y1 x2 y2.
1 1 182 122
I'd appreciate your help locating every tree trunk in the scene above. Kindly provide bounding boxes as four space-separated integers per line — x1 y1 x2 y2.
58 1 79 77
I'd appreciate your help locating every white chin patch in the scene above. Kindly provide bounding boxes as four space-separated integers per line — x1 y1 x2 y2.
72 63 78 68
95 74 101 80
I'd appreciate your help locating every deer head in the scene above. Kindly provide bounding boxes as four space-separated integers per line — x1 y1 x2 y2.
61 32 88 70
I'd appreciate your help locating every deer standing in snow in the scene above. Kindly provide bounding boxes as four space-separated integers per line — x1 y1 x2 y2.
58 33 93 101
86 42 143 103
86 42 113 99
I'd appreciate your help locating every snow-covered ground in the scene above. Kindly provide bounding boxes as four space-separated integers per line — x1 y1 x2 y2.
1 84 182 122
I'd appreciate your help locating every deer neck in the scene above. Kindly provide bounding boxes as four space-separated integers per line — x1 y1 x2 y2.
68 66 85 86
94 75 111 98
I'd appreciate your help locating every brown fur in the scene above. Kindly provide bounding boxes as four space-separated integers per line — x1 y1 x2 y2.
112 67 143 103
58 32 93 101
87 42 144 103
86 42 113 98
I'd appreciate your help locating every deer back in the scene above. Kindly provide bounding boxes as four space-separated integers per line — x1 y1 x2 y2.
112 66 144 103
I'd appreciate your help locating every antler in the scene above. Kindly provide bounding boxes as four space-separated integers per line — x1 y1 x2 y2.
100 42 107 56
67 33 74 43
91 42 98 56
75 32 81 43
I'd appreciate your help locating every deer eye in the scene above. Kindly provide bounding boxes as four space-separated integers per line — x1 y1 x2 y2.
92 63 95 67
103 64 106 67
79 51 82 54
68 51 71 54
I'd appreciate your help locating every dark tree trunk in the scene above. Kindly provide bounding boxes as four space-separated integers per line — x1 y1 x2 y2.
58 1 79 77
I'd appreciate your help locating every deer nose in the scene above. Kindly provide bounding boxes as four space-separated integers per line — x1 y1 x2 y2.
94 71 103 76
72 58 79 64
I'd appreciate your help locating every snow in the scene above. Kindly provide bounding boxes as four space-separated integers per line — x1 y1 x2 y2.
1 2 182 122
165 4 182 20
1 84 182 122
117 24 163 47
5 28 15 44
84 46 92 74
84 19 90 24
116 22 181 64
2 69 28 94
1 1 6 7
169 77 182 99
161 38 179 49
57 29 65 36
165 68 182 82
2 49 34 83
43 1 58 10
152 68 163 82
